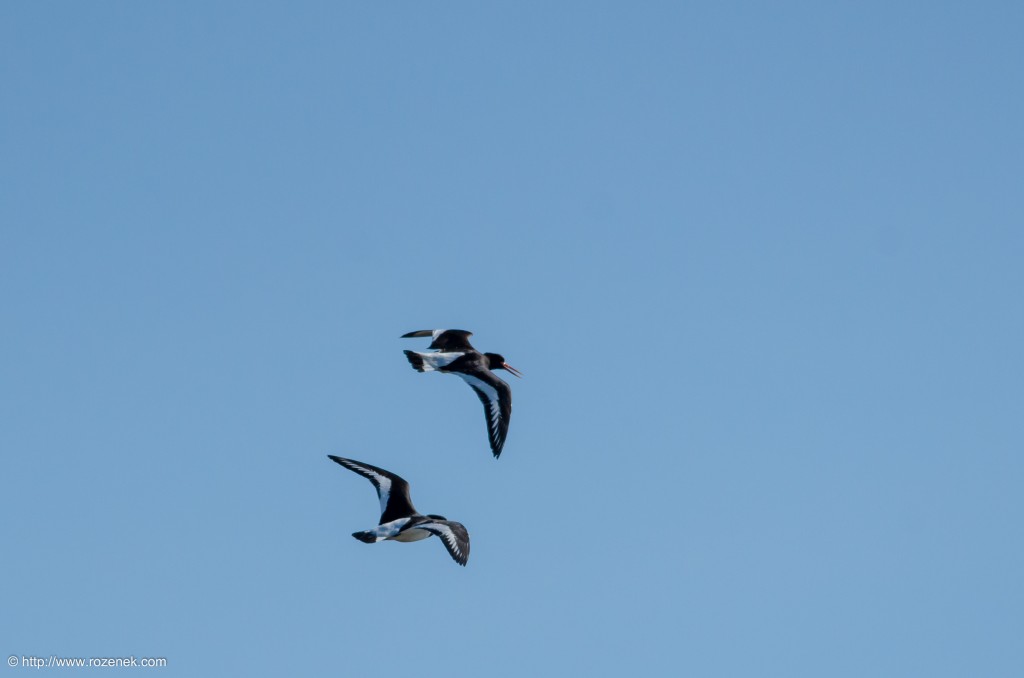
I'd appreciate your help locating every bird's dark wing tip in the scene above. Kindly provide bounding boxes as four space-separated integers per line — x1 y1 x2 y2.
401 330 434 338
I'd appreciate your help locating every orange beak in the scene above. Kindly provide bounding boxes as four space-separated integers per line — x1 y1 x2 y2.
502 363 523 378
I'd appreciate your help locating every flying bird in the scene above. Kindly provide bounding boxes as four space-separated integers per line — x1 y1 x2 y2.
401 329 521 458
327 455 470 566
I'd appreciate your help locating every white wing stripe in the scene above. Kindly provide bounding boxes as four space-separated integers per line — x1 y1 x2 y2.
456 373 503 441
458 373 500 420
423 522 464 556
375 476 391 515
341 460 392 515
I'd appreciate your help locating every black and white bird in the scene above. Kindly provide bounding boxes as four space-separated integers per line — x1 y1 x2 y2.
327 455 470 566
401 329 522 459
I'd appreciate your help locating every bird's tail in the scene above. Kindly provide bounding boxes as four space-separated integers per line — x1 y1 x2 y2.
404 350 429 372
352 530 378 543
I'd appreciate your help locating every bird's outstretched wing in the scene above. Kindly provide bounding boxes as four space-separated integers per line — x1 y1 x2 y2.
419 519 471 566
327 456 416 524
401 329 476 352
455 372 512 458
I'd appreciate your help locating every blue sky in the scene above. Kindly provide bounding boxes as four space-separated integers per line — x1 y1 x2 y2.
2 2 1022 676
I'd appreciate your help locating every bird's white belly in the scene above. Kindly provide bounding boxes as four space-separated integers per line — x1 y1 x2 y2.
392 528 432 543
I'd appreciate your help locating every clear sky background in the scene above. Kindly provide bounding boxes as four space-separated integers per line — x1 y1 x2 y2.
2 3 1022 676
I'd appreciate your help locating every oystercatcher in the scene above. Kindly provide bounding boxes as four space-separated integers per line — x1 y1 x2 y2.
401 329 521 459
327 455 470 566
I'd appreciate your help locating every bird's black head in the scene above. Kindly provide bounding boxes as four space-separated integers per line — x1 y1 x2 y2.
484 353 523 378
